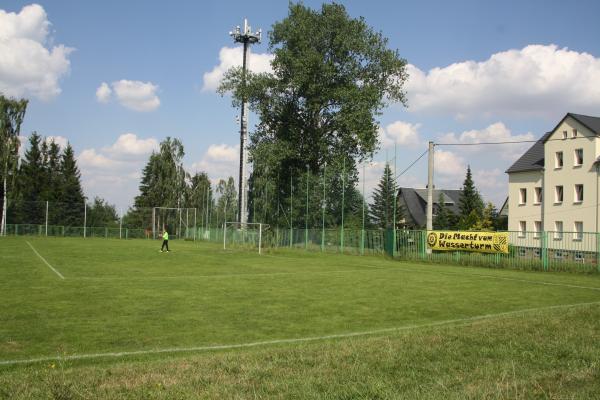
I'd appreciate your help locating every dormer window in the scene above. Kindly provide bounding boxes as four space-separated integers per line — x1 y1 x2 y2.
572 129 578 138
562 130 568 139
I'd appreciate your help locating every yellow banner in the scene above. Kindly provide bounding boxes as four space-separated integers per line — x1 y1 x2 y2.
426 231 509 254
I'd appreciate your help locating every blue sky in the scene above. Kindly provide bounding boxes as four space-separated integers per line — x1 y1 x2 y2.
2 0 600 212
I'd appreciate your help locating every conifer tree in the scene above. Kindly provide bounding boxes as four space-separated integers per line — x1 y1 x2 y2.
16 133 45 224
60 143 85 226
458 166 483 230
370 163 402 228
433 192 457 230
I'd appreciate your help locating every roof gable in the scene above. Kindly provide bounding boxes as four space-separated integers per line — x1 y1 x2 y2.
505 132 550 174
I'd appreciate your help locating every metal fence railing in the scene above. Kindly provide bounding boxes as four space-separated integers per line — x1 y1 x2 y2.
3 224 599 273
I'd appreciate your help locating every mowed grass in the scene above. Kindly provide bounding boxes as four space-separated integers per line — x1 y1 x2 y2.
1 236 600 398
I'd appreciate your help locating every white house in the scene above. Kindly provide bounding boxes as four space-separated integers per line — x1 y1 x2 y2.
506 113 600 250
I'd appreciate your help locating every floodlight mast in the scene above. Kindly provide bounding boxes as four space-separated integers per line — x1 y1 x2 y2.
230 19 261 227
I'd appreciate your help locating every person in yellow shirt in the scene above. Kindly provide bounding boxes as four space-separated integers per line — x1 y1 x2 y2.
160 229 169 252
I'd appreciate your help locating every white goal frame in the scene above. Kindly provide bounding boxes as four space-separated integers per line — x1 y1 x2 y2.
223 222 269 254
152 207 197 240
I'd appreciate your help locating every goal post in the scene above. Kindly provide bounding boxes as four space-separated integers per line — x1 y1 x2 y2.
223 222 269 254
152 207 197 240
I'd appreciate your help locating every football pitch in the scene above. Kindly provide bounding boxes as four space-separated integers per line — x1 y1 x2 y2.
1 236 600 398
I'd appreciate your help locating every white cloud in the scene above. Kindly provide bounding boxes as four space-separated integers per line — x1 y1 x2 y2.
380 121 421 148
95 82 112 103
405 44 600 119
191 143 239 183
77 133 159 211
202 46 274 92
111 80 160 112
103 133 159 159
0 4 74 101
434 149 465 177
45 135 68 149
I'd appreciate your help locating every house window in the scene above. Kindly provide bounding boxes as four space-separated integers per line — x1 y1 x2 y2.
562 130 568 139
574 148 583 166
575 252 584 262
519 188 527 205
518 221 526 238
574 221 583 241
555 185 563 203
534 187 542 204
554 221 563 240
555 151 563 168
572 128 578 138
574 184 583 203
534 221 542 238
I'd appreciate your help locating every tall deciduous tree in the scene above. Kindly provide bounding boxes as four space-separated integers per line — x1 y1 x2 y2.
216 177 237 225
370 163 402 228
0 95 28 235
219 3 407 220
86 197 119 227
458 166 483 230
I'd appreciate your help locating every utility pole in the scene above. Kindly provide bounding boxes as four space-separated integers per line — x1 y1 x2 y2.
230 19 261 226
426 141 435 231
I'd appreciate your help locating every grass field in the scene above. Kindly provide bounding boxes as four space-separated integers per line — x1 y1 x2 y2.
1 236 600 399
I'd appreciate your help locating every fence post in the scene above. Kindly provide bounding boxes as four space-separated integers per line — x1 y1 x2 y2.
45 201 49 237
597 232 600 273
542 231 548 271
83 202 87 238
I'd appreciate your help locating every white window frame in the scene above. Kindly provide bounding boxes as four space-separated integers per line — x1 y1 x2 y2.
574 184 583 203
518 221 526 238
554 221 563 240
534 187 542 204
534 221 542 239
574 221 583 241
519 188 527 205
574 148 583 166
555 151 563 168
555 185 563 204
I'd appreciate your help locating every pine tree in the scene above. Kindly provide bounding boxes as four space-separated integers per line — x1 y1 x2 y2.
433 192 457 230
60 143 85 226
370 163 402 229
458 166 483 230
15 133 45 224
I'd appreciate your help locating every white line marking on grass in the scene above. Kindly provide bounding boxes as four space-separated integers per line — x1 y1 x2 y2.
2 300 599 367
26 241 64 280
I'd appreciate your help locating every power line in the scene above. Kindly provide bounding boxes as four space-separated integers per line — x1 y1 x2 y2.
394 149 428 180
436 134 594 147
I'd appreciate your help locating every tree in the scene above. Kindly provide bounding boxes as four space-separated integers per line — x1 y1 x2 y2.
370 163 402 228
60 143 85 226
216 177 237 225
470 202 496 231
0 95 28 235
14 133 46 224
188 172 213 228
458 166 483 230
128 137 188 229
86 197 119 227
433 193 457 230
219 3 407 221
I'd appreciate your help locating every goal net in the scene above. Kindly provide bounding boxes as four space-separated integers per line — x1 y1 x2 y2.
152 207 197 240
223 222 269 254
